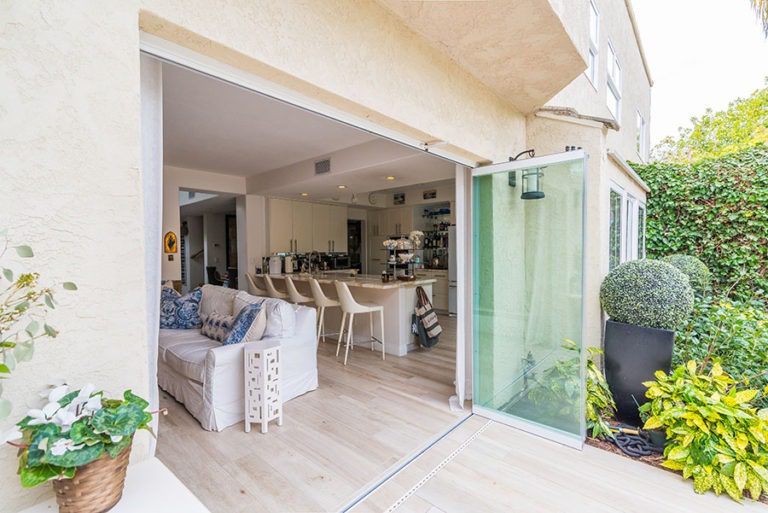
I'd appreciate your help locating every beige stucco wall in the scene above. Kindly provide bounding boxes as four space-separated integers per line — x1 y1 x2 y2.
546 0 652 163
0 3 151 511
1 1 535 509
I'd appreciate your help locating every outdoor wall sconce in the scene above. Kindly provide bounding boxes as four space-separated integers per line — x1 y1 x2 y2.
521 167 546 200
508 149 545 200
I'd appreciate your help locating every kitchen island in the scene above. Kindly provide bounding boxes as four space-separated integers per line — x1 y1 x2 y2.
262 273 436 356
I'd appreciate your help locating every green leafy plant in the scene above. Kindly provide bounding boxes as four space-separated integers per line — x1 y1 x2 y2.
640 361 768 502
4 385 154 488
600 259 695 330
661 254 712 296
525 341 616 439
0 231 76 419
675 296 768 408
633 145 768 302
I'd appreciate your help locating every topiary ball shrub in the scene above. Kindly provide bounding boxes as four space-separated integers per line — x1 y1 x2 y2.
660 254 712 296
600 259 694 331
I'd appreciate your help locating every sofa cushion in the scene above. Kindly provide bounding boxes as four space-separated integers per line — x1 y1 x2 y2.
223 303 266 345
160 287 203 329
200 312 233 342
234 291 296 338
158 329 217 382
200 284 238 319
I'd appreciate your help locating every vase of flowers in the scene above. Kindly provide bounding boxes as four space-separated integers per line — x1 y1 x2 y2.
3 384 158 513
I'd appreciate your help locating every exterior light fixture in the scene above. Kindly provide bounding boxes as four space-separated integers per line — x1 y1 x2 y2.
521 167 545 200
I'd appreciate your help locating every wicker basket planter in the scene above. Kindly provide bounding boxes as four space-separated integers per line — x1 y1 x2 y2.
52 442 132 513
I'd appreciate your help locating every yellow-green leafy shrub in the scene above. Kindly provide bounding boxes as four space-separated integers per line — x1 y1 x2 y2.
641 361 768 502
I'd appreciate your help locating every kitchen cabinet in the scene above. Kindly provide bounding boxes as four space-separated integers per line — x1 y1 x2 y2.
329 205 348 253
312 204 331 252
368 209 388 237
415 269 449 312
269 199 348 254
268 198 294 253
292 201 314 253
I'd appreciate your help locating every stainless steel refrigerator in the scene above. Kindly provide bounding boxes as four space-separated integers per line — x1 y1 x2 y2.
448 225 457 315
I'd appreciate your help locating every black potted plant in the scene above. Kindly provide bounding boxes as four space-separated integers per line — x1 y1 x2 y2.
599 259 694 424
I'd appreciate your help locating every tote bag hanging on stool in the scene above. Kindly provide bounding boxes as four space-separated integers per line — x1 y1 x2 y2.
413 285 442 348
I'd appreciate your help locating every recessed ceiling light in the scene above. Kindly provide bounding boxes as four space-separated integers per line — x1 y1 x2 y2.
337 185 347 189
386 176 396 181
300 192 309 197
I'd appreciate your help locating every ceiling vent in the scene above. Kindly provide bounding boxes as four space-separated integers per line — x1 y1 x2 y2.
315 159 331 175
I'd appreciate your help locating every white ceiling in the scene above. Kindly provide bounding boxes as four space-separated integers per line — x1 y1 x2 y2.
163 63 377 176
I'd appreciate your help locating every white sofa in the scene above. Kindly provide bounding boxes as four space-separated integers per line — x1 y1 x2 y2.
158 285 318 431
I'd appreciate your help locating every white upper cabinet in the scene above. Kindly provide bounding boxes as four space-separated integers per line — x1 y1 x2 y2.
312 203 331 252
292 201 314 253
329 205 348 253
268 198 294 253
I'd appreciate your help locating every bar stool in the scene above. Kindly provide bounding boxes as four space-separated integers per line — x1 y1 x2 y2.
334 281 385 365
246 273 268 296
285 276 313 305
309 278 341 345
263 275 288 300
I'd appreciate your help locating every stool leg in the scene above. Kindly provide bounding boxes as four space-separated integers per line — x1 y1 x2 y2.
316 306 324 345
379 309 385 360
321 306 327 343
344 313 355 365
369 312 374 351
336 312 347 357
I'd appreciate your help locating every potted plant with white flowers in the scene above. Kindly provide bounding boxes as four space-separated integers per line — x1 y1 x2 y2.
3 383 157 513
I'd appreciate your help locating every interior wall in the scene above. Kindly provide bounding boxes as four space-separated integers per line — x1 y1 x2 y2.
203 213 227 278
236 195 268 286
183 215 204 289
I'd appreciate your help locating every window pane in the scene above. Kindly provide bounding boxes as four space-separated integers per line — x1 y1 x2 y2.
589 2 599 45
638 205 646 258
636 113 643 154
609 190 622 270
607 87 620 118
587 50 597 83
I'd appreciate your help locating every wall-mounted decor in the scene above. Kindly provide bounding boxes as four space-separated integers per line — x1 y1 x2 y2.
164 231 178 253
423 189 437 200
393 192 405 205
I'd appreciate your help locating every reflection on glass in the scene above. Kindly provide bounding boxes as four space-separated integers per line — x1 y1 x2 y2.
473 159 584 441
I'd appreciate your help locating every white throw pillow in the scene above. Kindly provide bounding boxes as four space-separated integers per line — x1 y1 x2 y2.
200 284 238 318
234 291 295 338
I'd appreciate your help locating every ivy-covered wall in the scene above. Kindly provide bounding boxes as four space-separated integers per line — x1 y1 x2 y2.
632 145 768 302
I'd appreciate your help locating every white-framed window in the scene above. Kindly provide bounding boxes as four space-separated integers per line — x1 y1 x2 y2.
606 42 621 119
636 111 648 161
586 0 600 86
608 182 646 270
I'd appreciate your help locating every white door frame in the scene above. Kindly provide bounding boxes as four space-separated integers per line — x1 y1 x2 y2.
139 32 475 410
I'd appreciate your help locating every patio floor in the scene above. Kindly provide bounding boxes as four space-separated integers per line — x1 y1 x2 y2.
352 415 766 513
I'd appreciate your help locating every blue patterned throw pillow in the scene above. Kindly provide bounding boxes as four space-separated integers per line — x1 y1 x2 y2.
160 287 203 329
222 303 266 345
201 312 233 342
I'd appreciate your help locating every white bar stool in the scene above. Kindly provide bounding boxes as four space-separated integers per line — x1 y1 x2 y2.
309 278 341 345
264 275 288 300
285 276 313 305
334 281 385 365
246 273 268 296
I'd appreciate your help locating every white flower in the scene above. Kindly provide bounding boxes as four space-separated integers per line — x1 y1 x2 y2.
1 427 22 444
110 435 123 443
84 395 102 413
47 385 70 404
53 409 78 432
49 438 84 457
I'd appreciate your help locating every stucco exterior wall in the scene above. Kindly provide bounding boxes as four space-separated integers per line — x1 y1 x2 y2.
546 0 652 164
0 3 150 511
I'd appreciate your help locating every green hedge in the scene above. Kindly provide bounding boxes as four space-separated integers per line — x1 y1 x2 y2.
633 145 768 301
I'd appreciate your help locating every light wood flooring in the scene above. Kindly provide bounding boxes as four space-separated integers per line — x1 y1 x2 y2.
156 315 462 513
352 416 766 513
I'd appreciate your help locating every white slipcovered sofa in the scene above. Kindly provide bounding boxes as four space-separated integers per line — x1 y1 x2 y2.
158 285 318 431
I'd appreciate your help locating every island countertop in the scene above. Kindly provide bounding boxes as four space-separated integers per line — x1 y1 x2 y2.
259 273 436 290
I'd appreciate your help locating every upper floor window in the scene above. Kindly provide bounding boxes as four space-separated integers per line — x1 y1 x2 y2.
586 0 600 85
606 42 621 119
636 111 648 161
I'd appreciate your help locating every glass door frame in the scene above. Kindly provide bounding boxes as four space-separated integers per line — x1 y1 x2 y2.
469 149 589 450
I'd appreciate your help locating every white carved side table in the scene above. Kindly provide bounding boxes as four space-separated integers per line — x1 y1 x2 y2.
244 340 282 433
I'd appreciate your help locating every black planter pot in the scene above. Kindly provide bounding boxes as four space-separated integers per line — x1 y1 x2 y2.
604 320 675 425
